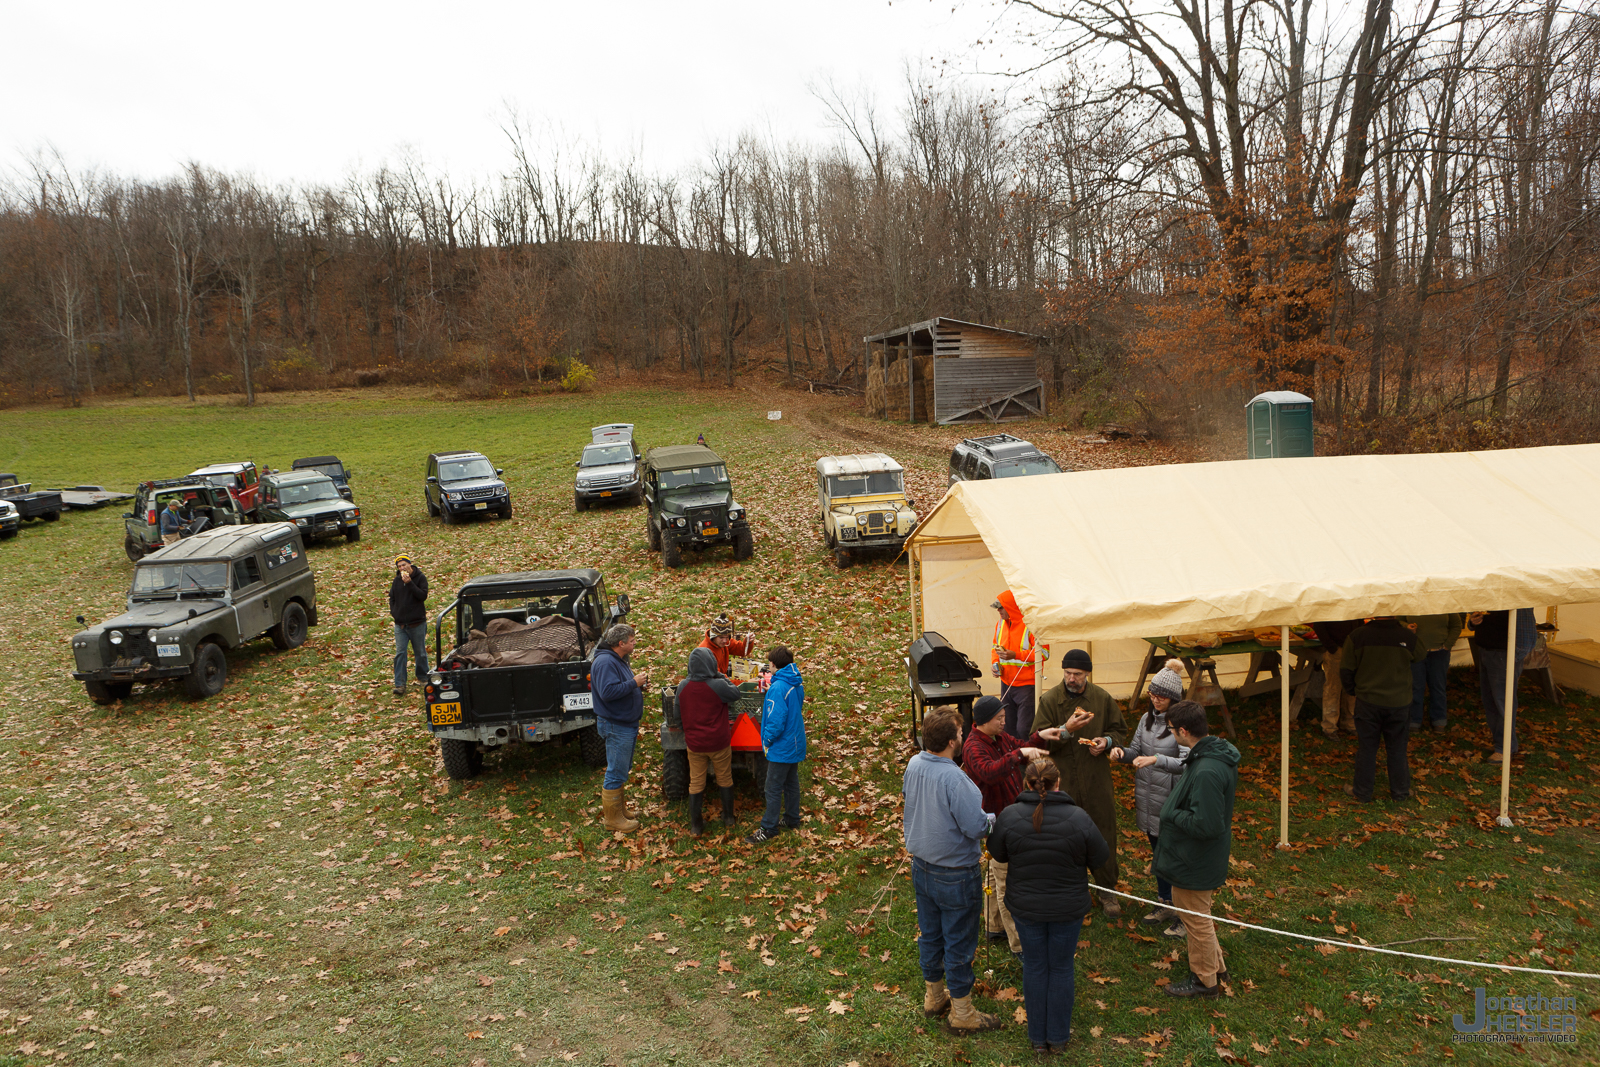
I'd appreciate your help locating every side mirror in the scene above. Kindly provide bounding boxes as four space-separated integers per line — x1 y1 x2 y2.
615 593 631 617
907 499 916 507
122 512 134 519
426 476 438 484
75 615 86 626
574 461 581 468
495 468 504 476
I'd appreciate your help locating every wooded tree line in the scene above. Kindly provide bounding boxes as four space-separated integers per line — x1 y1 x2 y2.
3 0 1598 447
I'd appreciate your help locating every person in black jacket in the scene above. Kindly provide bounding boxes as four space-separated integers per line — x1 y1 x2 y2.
988 758 1109 1056
388 555 429 697
1340 617 1422 803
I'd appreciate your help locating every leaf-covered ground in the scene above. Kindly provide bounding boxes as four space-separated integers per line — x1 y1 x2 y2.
0 384 1594 1066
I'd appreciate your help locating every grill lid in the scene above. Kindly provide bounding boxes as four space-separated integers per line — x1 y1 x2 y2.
908 631 981 684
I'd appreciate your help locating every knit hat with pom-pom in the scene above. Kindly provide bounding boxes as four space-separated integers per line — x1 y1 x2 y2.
1148 658 1186 701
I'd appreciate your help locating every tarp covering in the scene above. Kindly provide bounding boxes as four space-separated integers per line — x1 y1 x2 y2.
911 444 1600 644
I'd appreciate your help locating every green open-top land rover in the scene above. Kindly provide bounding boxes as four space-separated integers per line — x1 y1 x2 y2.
642 445 753 568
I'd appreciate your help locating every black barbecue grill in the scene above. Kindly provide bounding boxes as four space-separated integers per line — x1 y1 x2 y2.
907 631 985 747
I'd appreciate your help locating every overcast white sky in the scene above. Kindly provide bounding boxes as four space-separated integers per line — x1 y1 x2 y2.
5 0 1029 187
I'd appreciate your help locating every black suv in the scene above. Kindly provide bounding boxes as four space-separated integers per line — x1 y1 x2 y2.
947 434 1064 485
425 451 512 523
291 455 355 502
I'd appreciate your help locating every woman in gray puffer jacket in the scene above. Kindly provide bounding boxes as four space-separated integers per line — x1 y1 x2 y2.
1113 660 1190 932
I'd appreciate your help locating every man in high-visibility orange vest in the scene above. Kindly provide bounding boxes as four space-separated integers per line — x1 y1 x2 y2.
991 590 1049 739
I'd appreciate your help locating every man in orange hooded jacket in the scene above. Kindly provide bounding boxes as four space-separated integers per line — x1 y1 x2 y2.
991 590 1049 739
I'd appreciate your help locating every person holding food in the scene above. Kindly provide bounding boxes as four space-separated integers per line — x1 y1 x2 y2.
676 647 743 837
961 694 1049 957
697 612 755 677
1033 648 1128 918
1111 659 1190 935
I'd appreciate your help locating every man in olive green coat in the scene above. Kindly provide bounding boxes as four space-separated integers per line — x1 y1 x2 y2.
1154 699 1240 999
1033 647 1128 916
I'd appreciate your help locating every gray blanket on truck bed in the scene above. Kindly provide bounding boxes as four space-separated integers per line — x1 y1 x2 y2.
452 615 595 667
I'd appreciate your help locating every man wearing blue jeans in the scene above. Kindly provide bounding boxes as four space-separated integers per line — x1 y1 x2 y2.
1469 608 1537 761
903 709 1003 1036
388 555 429 697
1406 614 1464 731
748 646 806 843
592 624 650 833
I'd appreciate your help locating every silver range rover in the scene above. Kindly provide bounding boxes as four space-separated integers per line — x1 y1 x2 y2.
573 423 642 510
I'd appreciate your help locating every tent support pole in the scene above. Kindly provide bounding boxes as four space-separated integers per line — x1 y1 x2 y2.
1278 625 1291 848
1498 615 1516 827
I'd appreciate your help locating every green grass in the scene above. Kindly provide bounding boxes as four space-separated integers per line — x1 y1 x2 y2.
0 385 1595 1066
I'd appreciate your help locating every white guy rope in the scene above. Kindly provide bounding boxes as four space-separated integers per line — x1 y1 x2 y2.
1096 886 1600 980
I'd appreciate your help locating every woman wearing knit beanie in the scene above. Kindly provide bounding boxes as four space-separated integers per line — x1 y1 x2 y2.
1112 660 1191 935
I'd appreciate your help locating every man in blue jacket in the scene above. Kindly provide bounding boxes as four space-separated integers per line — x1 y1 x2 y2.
748 646 806 844
592 624 650 833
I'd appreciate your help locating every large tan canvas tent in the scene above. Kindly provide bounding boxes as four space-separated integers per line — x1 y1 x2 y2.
905 443 1600 840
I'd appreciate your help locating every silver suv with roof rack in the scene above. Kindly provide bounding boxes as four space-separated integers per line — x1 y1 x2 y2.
574 423 642 510
71 522 318 704
947 434 1064 486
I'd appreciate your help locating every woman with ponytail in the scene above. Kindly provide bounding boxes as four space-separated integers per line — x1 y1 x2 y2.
1112 661 1192 934
988 758 1109 1056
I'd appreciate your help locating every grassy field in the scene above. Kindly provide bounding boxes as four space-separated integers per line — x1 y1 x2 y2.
0 384 1594 1066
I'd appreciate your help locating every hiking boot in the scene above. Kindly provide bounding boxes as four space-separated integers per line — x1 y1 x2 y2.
1161 919 1186 939
687 792 705 838
600 787 639 834
1099 895 1122 920
923 979 951 1018
393 686 406 697
1163 973 1221 999
945 995 1003 1034
1342 783 1372 804
719 786 737 828
1141 903 1176 925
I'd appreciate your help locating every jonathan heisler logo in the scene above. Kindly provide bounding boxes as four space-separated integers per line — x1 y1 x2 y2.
1452 988 1580 1044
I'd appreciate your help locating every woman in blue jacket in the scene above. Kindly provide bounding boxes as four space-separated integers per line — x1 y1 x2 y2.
748 645 806 843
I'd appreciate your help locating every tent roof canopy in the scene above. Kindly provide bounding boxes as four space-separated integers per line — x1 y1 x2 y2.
908 444 1600 643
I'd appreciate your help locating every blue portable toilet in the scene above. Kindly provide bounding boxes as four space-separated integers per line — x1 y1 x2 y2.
1246 391 1314 458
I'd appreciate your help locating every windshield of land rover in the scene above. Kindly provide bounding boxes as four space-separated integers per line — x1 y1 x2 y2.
132 561 229 597
827 471 903 497
582 445 633 467
996 457 1062 477
299 462 344 479
658 464 727 489
440 458 496 482
278 480 342 505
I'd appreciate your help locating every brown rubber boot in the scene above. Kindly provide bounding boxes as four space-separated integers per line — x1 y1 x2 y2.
601 787 639 833
945 995 1003 1034
923 979 951 1018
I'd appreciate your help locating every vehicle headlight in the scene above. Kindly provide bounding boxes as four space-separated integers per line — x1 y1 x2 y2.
343 510 357 519
445 491 461 501
857 515 868 525
728 508 743 520
674 517 687 527
295 517 309 526
109 630 123 645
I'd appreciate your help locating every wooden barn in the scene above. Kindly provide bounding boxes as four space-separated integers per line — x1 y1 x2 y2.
862 317 1045 425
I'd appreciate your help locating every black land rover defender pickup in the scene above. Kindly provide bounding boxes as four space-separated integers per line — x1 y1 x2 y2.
423 569 630 779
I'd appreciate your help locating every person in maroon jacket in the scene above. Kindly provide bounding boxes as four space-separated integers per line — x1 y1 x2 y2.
962 695 1048 957
676 647 744 836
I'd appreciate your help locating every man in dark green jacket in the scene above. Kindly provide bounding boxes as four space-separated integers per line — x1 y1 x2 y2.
1034 648 1128 917
1154 700 1240 999
1340 617 1423 803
